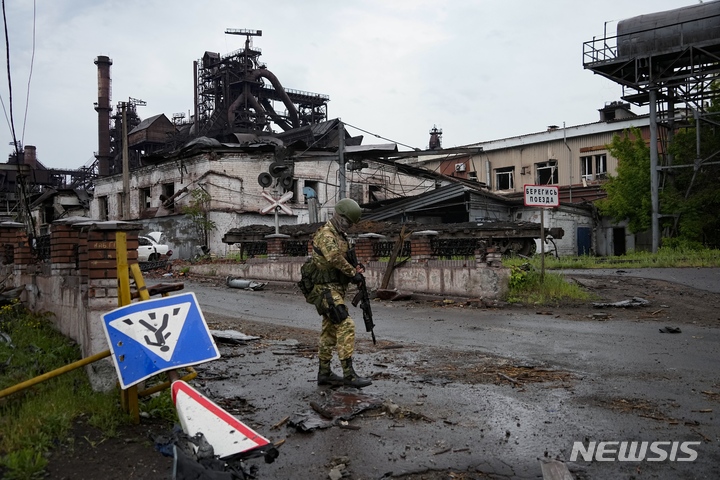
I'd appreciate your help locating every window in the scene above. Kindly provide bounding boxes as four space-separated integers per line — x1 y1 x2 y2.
580 156 593 181
303 180 319 204
162 183 175 211
536 160 558 185
139 188 151 210
116 193 124 219
580 154 607 181
495 167 515 190
595 154 607 178
98 196 108 221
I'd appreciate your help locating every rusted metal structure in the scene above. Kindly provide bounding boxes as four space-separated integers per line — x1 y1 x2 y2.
583 1 720 251
194 29 330 138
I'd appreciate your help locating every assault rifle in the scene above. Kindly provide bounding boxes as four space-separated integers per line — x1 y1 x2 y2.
347 249 377 344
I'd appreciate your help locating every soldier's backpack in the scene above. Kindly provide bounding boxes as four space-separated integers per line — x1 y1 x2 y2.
297 257 317 303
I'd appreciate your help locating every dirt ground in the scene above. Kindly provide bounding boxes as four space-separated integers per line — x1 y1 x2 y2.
43 273 719 479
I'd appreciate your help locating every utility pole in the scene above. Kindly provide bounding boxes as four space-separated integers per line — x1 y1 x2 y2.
121 102 130 219
119 97 146 220
338 119 346 200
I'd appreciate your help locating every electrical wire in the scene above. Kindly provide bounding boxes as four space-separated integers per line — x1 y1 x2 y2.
342 121 420 151
2 0 19 151
20 0 35 145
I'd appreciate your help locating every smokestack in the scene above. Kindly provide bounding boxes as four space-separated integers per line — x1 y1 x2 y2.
23 145 37 169
94 55 113 176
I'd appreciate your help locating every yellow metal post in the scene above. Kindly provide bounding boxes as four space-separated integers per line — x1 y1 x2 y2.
116 231 131 307
115 231 140 423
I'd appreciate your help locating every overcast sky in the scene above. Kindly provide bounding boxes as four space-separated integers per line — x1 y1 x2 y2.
0 0 701 170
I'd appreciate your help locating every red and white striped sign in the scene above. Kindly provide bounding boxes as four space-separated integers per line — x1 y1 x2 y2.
171 380 270 459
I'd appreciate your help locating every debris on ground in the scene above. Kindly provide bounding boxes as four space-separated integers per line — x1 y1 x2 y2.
592 297 649 308
288 389 383 431
226 277 268 290
658 326 682 334
211 329 261 345
375 289 413 301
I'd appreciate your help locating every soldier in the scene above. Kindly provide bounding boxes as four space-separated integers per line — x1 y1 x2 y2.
309 198 372 388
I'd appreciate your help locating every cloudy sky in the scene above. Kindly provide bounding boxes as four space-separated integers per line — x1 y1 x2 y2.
0 0 701 170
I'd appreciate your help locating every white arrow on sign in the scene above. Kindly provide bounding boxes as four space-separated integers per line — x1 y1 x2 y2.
260 191 293 215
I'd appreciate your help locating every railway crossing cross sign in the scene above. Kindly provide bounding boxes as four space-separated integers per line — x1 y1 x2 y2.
102 292 220 389
260 190 293 215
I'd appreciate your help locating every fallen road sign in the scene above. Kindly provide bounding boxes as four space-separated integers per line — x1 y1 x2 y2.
102 292 220 389
172 380 271 459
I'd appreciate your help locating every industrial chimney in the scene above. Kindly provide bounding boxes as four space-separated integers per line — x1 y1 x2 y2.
428 125 442 150
23 145 37 169
94 56 113 176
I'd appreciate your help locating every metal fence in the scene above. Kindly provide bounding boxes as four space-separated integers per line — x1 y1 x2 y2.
282 240 309 257
34 234 51 262
430 238 478 258
372 240 411 258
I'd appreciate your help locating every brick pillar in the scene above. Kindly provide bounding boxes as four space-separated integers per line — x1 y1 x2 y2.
265 233 290 260
356 233 384 264
410 230 438 263
82 221 143 391
84 224 141 282
0 221 32 270
50 222 81 274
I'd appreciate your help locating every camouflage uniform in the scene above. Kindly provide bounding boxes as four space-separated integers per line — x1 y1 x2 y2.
311 220 357 361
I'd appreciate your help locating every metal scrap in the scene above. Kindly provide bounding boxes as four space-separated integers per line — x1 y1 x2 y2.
592 297 649 308
226 276 267 290
210 329 261 345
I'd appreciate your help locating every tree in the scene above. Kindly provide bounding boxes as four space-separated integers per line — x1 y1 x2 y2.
182 188 217 248
597 127 653 234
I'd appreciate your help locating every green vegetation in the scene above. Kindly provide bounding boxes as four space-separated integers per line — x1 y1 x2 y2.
599 100 720 247
504 247 720 305
0 301 175 479
182 188 217 248
504 262 594 305
532 247 720 270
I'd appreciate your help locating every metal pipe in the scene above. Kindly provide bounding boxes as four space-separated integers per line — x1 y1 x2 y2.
338 119 346 199
138 368 197 397
649 89 660 252
0 350 111 399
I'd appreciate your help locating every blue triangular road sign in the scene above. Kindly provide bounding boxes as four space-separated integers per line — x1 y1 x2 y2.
102 292 220 389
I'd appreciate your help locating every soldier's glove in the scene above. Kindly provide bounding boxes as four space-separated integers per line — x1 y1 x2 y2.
350 273 364 285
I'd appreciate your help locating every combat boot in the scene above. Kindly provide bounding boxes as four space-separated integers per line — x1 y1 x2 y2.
317 359 343 386
340 357 372 388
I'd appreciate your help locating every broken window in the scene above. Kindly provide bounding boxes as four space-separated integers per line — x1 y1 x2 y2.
140 187 151 210
303 180 319 204
595 154 607 179
116 193 124 219
494 167 515 190
536 160 558 185
580 156 593 181
98 196 108 221
162 183 175 211
369 184 386 202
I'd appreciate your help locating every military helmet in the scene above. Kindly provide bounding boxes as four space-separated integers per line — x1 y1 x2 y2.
335 198 362 224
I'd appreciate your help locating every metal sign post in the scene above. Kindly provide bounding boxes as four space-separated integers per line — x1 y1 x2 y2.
523 185 559 282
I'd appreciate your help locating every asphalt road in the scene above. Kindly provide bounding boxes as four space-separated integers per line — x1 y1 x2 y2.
175 269 720 479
